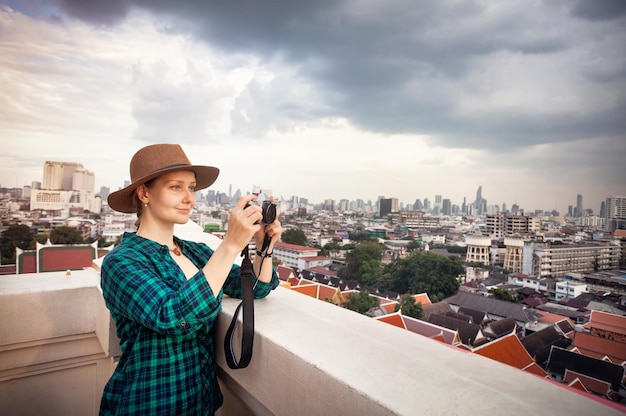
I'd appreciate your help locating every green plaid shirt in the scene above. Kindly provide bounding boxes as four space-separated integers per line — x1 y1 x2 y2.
100 232 278 415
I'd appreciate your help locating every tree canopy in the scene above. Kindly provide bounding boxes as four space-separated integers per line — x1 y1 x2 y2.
0 225 35 263
338 240 383 284
50 226 84 244
379 251 462 302
341 291 378 314
395 293 423 319
281 228 308 246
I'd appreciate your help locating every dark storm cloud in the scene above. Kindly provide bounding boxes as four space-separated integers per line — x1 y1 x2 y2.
571 0 626 21
52 0 626 153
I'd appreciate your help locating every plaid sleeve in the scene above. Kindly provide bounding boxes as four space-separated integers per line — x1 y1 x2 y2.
101 250 221 339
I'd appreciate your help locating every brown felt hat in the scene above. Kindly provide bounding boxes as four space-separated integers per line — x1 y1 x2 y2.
107 144 219 213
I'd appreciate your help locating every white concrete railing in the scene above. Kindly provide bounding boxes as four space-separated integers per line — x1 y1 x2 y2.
0 269 624 415
216 287 625 416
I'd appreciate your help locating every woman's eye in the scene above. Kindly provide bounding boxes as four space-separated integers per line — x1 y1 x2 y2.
189 186 196 192
171 185 181 190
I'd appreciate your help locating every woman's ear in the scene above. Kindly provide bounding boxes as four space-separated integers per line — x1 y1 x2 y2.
136 184 149 204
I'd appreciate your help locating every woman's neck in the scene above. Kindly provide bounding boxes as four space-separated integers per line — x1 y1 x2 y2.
136 220 176 247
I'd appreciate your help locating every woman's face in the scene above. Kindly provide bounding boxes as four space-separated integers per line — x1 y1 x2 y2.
141 170 197 225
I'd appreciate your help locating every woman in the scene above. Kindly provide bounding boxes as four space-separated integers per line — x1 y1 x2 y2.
100 144 281 415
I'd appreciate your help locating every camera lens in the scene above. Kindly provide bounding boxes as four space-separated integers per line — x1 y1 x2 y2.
262 200 277 224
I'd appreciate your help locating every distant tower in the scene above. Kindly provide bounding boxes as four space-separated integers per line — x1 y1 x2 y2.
442 199 451 215
600 201 606 218
576 194 583 218
475 186 483 215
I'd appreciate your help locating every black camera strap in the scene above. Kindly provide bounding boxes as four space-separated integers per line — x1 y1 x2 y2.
224 250 255 369
224 236 272 369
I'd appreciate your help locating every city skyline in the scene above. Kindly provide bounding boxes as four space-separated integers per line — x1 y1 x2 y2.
2 1 625 214
4 157 619 216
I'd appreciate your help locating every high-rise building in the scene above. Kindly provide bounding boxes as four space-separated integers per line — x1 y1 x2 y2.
604 195 626 232
576 194 583 218
474 186 484 215
379 198 399 217
99 186 110 201
43 162 93 192
31 161 98 212
442 199 451 215
599 201 606 218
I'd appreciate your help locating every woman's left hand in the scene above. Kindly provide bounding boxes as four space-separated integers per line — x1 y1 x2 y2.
254 198 282 251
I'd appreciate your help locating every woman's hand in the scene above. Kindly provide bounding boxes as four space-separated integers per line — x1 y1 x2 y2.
221 194 263 254
254 196 283 252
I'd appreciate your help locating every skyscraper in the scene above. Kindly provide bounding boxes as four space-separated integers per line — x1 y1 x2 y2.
605 196 626 232
474 186 486 215
43 161 94 192
442 199 451 215
379 198 399 217
576 194 583 218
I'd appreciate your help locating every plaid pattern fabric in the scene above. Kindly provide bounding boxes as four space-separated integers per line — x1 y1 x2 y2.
100 232 278 415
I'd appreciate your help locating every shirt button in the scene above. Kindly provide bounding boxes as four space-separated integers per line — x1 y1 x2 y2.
202 359 207 364
181 321 187 327
201 335 206 340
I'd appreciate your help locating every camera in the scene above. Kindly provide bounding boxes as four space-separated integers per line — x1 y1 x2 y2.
246 193 276 224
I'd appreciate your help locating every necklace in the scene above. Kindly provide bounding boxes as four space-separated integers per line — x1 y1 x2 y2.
170 243 182 256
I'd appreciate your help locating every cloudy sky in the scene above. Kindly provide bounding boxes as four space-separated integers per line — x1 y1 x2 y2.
2 0 625 214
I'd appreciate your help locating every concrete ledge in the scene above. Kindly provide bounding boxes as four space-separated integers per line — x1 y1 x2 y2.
215 286 624 416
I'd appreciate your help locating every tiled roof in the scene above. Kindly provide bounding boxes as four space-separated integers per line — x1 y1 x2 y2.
276 265 295 281
546 347 624 391
457 306 487 325
307 267 337 276
274 242 318 252
583 310 626 336
520 326 569 366
300 256 332 261
421 301 452 320
564 370 611 397
291 284 319 298
427 313 482 346
473 333 546 376
483 317 516 339
375 312 406 330
444 292 540 323
571 332 626 363
413 293 431 305
444 311 472 323
402 315 458 345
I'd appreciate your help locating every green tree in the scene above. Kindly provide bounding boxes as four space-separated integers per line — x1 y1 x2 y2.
381 251 462 302
406 240 422 252
488 288 518 303
281 229 308 246
395 293 423 319
0 225 36 263
342 291 378 314
50 227 84 244
338 241 383 282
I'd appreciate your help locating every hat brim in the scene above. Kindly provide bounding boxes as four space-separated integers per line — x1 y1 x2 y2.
107 165 219 213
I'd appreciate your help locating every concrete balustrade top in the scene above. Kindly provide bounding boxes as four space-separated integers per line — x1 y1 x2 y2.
0 268 624 416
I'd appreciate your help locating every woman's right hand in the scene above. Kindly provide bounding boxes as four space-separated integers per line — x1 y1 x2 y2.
221 194 263 253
